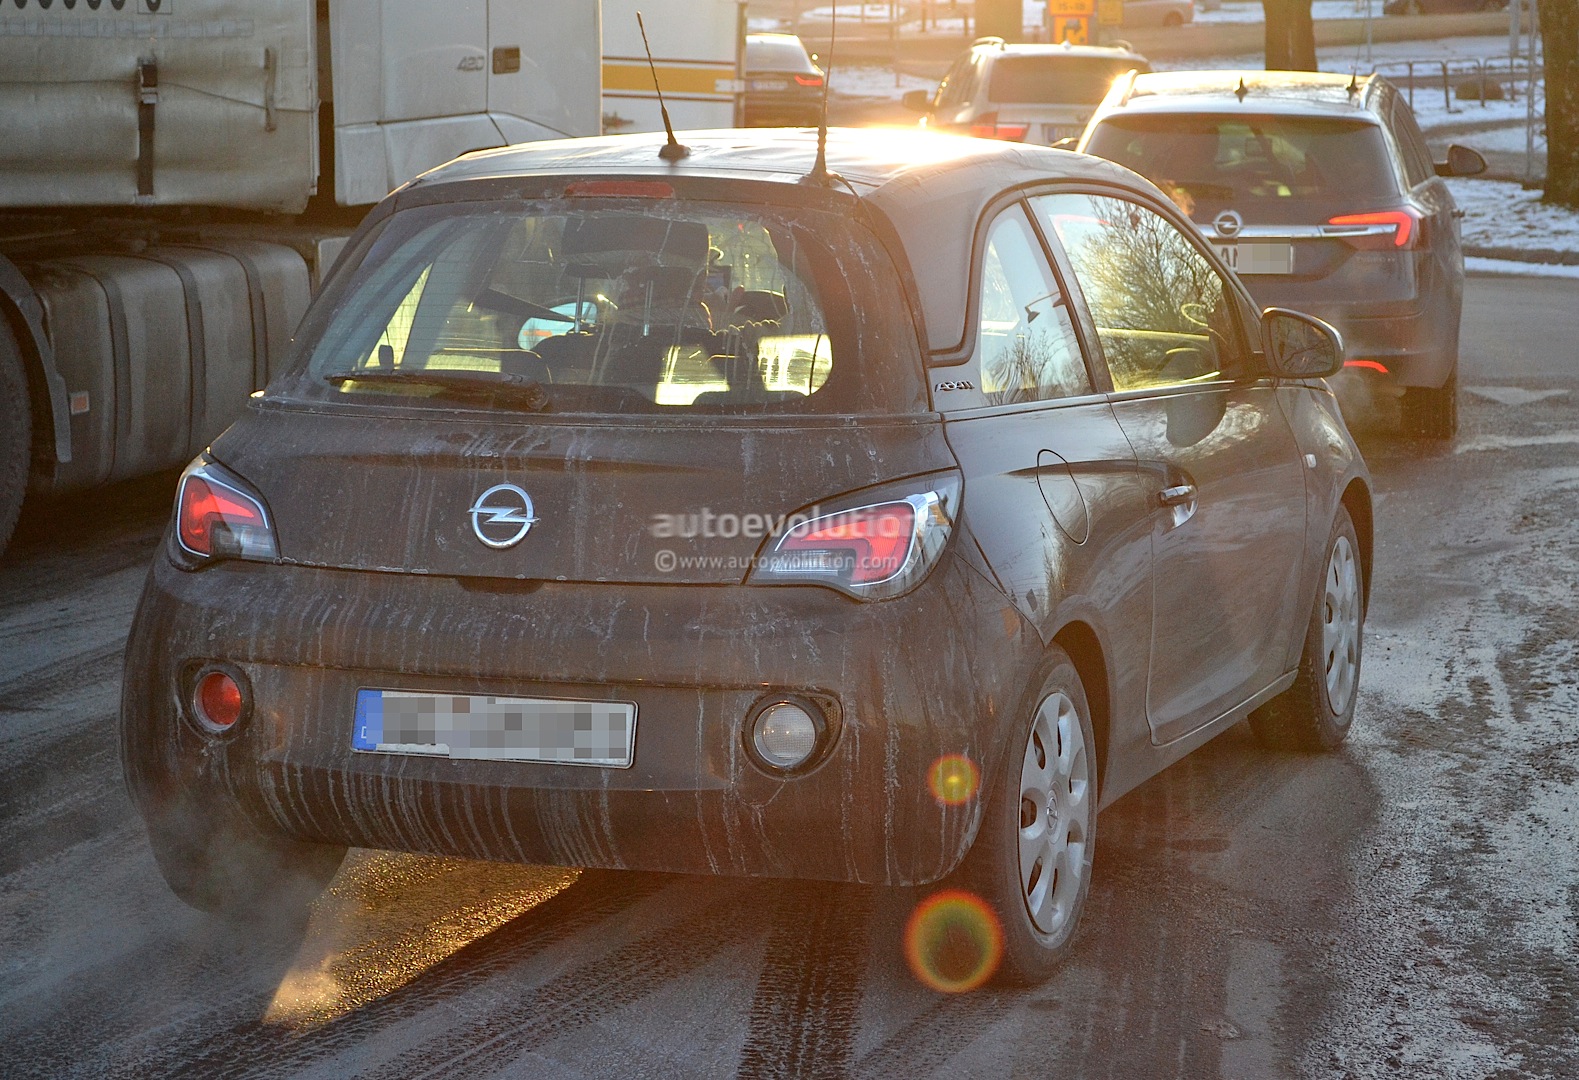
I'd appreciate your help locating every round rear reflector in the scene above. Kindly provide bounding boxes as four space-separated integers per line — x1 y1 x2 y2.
750 700 821 772
194 670 244 732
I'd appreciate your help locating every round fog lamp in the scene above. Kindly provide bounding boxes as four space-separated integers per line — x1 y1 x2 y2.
194 669 244 732
751 701 820 771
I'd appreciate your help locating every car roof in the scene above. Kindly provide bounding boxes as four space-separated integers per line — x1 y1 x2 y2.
409 127 1155 355
971 38 1149 65
1103 70 1383 119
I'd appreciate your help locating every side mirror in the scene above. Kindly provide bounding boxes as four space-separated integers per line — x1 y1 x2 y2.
902 89 934 113
1261 308 1343 379
1435 144 1487 178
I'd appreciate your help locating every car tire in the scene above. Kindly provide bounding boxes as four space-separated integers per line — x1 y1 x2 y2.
0 317 32 558
1401 365 1458 440
957 647 1097 985
143 788 347 923
1249 506 1364 752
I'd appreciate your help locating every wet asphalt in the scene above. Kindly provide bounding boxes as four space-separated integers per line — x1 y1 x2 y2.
1 275 1577 1078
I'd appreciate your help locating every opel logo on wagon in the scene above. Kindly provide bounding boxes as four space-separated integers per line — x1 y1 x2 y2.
469 484 538 549
1213 210 1244 239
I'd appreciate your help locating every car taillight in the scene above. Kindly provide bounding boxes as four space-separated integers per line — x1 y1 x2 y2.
968 113 1029 142
175 458 279 562
748 475 960 600
794 73 823 87
1325 209 1420 249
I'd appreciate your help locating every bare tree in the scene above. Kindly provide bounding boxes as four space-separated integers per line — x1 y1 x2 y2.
1541 0 1579 207
976 0 1023 40
1263 0 1318 72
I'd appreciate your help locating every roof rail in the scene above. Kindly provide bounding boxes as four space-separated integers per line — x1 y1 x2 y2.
972 35 1007 48
1115 68 1142 106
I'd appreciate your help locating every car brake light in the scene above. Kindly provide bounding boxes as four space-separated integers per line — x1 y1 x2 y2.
748 476 960 600
968 113 1029 142
1326 210 1419 249
194 670 244 731
794 73 823 87
176 459 279 562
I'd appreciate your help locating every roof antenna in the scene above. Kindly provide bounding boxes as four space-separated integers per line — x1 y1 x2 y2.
1234 76 1249 103
804 0 837 184
1346 71 1361 97
637 12 689 162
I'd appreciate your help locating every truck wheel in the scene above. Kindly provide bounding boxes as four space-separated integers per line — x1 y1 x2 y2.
0 318 31 557
955 648 1097 986
1249 507 1364 751
143 788 346 924
1401 366 1458 440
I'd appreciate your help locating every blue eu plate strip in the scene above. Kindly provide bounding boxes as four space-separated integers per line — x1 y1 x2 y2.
353 689 384 751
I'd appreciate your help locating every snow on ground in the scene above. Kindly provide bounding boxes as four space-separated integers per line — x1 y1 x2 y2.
1448 177 1579 254
1196 0 1378 23
829 63 937 97
1465 256 1579 278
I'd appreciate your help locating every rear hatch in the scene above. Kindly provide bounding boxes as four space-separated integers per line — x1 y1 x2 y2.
216 192 944 583
1083 111 1419 305
986 54 1150 144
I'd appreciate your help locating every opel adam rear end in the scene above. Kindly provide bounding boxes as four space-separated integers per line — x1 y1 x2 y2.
118 139 1038 919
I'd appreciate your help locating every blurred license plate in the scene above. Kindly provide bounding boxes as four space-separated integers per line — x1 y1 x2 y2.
353 689 636 768
1043 124 1083 143
1213 243 1294 275
751 78 789 91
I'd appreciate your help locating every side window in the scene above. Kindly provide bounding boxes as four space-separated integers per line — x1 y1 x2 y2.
937 56 973 109
1389 100 1436 188
974 205 1092 405
1033 193 1245 393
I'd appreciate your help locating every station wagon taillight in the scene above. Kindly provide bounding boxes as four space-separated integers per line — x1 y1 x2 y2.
175 459 279 563
748 474 961 600
794 73 824 87
968 113 1030 142
1326 209 1420 249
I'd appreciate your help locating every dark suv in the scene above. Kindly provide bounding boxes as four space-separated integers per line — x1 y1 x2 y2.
1079 71 1486 438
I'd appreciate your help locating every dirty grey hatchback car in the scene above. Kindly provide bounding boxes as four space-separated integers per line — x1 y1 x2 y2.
121 128 1372 984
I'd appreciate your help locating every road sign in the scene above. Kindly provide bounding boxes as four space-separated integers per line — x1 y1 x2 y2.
1051 14 1090 43
1097 0 1124 25
1046 0 1095 15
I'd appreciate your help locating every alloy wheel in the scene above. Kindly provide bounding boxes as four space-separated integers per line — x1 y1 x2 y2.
1323 535 1362 715
1017 691 1092 937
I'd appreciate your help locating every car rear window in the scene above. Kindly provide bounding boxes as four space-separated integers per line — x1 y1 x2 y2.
296 198 919 416
747 38 813 73
1084 114 1399 206
987 56 1150 105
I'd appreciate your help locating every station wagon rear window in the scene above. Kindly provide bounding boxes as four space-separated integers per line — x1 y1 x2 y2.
988 56 1150 105
302 201 870 415
1084 114 1398 205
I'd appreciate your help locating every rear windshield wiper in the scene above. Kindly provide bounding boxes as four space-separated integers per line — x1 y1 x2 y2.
323 369 552 412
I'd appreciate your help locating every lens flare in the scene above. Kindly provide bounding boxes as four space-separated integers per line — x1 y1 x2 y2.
904 889 1003 993
928 753 980 806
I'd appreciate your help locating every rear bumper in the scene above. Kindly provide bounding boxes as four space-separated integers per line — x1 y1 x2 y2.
120 550 1038 886
1248 286 1456 389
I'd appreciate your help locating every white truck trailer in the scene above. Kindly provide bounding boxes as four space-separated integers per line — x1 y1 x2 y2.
0 0 603 552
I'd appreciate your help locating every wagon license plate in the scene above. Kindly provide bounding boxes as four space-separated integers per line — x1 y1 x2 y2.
750 78 789 91
352 689 636 768
1213 242 1294 275
1043 124 1084 143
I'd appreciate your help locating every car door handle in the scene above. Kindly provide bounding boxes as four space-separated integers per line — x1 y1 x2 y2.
1157 484 1197 507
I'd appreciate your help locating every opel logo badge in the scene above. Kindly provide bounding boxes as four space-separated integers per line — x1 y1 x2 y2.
1213 210 1244 239
469 483 538 549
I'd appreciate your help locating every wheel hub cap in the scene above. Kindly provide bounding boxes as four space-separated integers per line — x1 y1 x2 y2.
1017 691 1092 937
